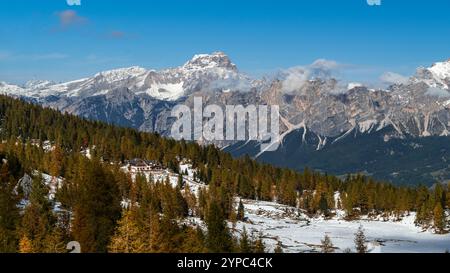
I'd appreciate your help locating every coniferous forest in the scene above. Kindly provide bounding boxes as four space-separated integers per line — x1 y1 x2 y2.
0 95 449 253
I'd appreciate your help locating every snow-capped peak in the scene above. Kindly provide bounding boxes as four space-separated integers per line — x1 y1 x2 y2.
428 60 450 81
411 59 450 89
183 51 237 71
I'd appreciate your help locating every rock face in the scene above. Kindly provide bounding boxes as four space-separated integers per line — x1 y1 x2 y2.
1 53 450 185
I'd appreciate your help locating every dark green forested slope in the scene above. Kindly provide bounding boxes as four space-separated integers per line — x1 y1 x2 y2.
0 95 449 253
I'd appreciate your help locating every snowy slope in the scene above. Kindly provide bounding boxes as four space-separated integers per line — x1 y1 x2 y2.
428 60 450 82
234 199 450 253
119 160 450 253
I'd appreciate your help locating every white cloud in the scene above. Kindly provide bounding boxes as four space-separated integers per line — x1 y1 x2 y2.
280 59 342 93
310 59 339 74
281 66 310 93
379 72 409 85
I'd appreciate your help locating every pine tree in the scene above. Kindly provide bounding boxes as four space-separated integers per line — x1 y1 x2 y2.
21 174 55 253
49 144 64 177
108 210 147 253
183 184 197 217
19 235 33 253
70 158 122 253
354 225 367 253
252 233 265 253
319 193 329 217
237 200 245 221
0 163 21 253
148 209 163 252
341 192 355 219
181 226 205 253
158 215 184 252
237 175 254 199
177 174 184 189
239 227 251 253
320 234 334 253
433 203 446 234
205 199 232 253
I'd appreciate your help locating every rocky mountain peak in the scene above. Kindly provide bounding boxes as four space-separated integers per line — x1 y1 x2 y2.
428 60 450 80
183 51 237 71
410 59 450 89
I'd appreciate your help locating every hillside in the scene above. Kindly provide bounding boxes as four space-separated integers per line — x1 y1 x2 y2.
0 95 449 253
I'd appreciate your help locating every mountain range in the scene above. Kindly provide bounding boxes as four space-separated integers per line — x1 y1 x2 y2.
2 52 450 185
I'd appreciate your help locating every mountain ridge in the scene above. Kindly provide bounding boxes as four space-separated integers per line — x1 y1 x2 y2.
2 53 450 185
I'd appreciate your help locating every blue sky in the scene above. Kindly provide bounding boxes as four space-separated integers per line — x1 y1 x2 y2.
0 0 449 85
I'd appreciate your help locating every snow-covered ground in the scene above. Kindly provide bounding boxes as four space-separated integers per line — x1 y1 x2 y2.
234 199 450 253
121 161 450 253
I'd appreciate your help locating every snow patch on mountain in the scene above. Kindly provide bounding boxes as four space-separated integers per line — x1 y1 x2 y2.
0 81 26 96
347 82 363 90
141 82 185 101
428 60 450 82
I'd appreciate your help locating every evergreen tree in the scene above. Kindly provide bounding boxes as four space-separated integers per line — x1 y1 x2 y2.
433 203 446 234
354 226 367 253
205 199 232 253
20 174 55 252
70 158 122 253
252 233 265 253
177 174 184 189
0 162 21 253
237 200 245 221
181 226 206 253
148 209 163 252
49 145 63 178
239 227 251 253
19 235 33 253
237 175 254 199
109 210 147 253
319 193 329 217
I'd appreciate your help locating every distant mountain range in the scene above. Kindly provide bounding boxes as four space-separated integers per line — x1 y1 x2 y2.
2 52 450 185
